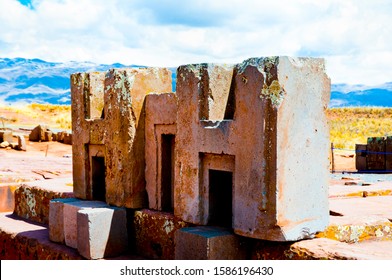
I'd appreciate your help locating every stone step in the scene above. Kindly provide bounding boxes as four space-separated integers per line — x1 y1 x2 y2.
12 177 74 224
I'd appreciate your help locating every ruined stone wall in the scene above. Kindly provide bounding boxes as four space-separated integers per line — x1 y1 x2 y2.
174 57 330 241
71 68 172 208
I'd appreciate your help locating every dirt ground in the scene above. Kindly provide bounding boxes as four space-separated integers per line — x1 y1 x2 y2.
0 136 72 183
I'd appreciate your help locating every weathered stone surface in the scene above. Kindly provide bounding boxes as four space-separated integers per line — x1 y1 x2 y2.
355 144 367 171
175 57 330 241
175 226 248 260
0 130 13 143
63 133 72 145
386 136 392 171
29 124 50 142
133 209 190 259
77 207 128 259
57 131 65 142
49 198 78 243
63 200 107 248
16 135 26 151
145 93 177 210
44 130 52 142
71 68 172 208
367 137 385 170
13 178 74 224
0 141 10 148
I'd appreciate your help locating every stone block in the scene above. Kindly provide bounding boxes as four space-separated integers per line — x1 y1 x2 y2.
175 226 248 260
386 136 392 171
175 57 330 241
133 209 190 259
0 141 10 148
144 93 177 210
77 207 128 259
49 198 79 243
17 135 26 151
57 131 65 142
367 137 385 170
355 144 367 171
44 130 52 142
0 130 13 143
63 133 72 145
29 124 48 142
63 200 107 248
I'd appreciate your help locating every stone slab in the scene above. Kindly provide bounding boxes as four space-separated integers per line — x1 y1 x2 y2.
0 131 13 143
63 200 107 248
174 226 248 260
367 137 385 170
289 238 392 260
49 198 79 243
355 144 367 171
17 135 26 151
77 207 128 259
0 212 83 260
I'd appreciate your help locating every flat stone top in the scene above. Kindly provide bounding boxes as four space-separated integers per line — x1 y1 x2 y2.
22 177 73 193
78 206 124 214
0 212 47 235
180 226 234 238
64 199 108 209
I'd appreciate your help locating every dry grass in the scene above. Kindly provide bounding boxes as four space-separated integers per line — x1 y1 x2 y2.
327 107 392 150
0 103 71 130
2 104 392 149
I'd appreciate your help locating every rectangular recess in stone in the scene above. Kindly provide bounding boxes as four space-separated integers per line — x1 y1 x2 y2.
91 156 106 201
208 169 233 228
161 134 175 212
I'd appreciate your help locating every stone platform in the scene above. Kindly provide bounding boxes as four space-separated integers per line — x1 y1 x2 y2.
1 177 392 260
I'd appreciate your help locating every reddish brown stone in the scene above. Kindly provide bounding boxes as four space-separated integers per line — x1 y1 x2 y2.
13 178 74 225
133 209 190 259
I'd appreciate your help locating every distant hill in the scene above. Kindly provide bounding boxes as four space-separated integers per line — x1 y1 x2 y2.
0 57 390 107
330 83 392 107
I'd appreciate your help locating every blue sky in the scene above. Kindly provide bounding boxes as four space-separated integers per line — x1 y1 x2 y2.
1 0 392 85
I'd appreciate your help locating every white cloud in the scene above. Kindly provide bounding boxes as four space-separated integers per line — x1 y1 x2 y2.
0 0 391 85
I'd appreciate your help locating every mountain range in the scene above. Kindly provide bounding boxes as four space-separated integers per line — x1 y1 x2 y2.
0 57 391 107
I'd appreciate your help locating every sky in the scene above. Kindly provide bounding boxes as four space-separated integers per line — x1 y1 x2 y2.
0 0 391 86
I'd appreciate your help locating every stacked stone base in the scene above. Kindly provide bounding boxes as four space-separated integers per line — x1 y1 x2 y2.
3 183 392 260
49 199 129 259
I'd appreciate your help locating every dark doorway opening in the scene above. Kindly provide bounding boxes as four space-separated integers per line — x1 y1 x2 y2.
208 169 233 228
161 134 175 212
92 156 106 202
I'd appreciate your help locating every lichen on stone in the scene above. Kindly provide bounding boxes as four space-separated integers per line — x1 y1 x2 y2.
260 80 286 107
